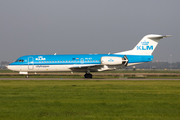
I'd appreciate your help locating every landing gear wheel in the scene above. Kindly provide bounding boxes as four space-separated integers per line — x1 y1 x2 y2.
84 73 92 78
26 75 29 78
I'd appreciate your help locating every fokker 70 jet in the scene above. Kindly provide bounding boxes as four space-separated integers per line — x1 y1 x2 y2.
7 34 171 78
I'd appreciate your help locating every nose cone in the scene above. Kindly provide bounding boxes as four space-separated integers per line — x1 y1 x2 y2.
7 65 17 71
7 64 21 71
7 65 12 70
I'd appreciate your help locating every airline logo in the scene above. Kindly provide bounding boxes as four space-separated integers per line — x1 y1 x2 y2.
36 56 46 60
137 40 153 50
108 58 114 62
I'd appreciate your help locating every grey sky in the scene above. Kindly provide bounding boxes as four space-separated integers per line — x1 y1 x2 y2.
0 0 179 62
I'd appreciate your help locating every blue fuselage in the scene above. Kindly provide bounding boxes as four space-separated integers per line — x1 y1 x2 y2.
7 54 153 73
9 54 153 66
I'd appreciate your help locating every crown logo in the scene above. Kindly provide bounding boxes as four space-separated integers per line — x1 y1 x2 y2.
141 40 149 45
36 56 46 60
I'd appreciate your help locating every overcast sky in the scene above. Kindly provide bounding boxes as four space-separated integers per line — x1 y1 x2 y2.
0 0 179 62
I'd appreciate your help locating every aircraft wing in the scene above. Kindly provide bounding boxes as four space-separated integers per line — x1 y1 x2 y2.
68 64 103 72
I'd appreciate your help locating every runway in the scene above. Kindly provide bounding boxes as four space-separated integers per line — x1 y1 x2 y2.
0 78 180 80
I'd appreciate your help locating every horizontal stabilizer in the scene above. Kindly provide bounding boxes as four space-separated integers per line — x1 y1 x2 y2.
147 35 172 39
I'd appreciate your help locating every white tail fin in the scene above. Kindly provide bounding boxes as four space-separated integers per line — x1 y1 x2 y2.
115 34 171 55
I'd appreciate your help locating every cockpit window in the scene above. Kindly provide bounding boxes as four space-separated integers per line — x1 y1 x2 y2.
15 59 24 62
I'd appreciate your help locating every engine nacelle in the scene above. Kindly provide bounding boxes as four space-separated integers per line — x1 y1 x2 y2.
101 57 123 65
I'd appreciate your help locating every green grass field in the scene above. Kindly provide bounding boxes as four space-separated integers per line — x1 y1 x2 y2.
0 75 180 79
1 69 180 79
0 80 180 120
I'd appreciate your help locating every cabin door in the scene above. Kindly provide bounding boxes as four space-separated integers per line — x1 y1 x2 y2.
28 57 34 70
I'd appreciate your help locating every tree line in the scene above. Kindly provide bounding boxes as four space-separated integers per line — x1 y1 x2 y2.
0 61 10 69
130 62 180 69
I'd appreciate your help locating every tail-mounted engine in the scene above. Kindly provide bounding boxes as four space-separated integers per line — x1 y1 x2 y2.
101 55 128 66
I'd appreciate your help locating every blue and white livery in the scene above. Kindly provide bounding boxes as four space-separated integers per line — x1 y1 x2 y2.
7 34 171 78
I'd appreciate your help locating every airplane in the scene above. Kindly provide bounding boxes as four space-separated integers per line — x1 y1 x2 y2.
7 34 171 78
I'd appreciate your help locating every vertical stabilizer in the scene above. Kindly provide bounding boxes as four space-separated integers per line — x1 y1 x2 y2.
115 34 171 55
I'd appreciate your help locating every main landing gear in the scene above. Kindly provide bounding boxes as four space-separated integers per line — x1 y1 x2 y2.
84 73 93 78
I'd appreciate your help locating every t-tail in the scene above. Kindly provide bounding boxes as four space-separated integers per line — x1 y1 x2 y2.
115 34 171 55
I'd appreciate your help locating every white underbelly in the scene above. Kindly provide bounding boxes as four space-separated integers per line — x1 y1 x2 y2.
12 65 71 72
34 65 71 72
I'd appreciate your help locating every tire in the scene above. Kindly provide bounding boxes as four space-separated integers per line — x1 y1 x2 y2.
84 73 92 78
